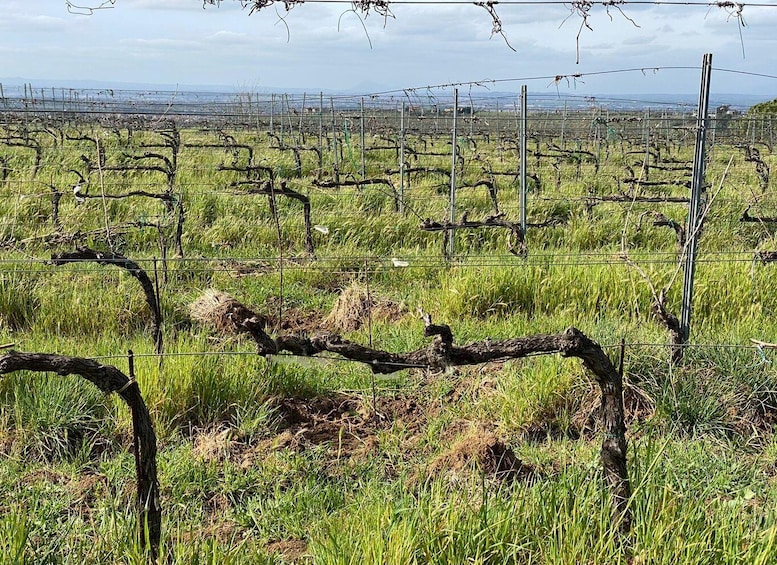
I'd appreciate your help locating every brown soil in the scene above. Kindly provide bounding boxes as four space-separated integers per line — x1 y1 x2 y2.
571 378 656 437
261 393 428 459
426 426 538 484
67 472 109 513
265 539 308 561
21 468 70 486
191 391 433 472
190 289 323 338
264 298 323 335
178 521 243 546
21 468 109 514
192 428 234 463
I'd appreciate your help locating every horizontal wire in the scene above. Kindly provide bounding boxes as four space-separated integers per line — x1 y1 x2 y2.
0 250 769 261
78 341 773 364
5 65 777 109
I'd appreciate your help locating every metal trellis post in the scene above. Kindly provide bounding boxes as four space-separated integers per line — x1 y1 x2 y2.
331 97 339 183
360 97 366 180
400 101 406 215
449 88 459 258
680 53 713 343
520 85 528 238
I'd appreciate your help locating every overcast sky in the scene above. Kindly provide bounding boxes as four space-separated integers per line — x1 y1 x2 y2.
1 0 776 97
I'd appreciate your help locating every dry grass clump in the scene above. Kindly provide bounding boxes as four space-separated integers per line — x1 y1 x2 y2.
324 282 405 333
189 289 265 333
571 377 656 434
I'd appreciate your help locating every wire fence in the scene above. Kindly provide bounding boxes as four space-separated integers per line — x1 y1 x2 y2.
2 63 777 364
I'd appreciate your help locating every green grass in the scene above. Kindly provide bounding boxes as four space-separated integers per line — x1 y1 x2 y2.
1 111 777 562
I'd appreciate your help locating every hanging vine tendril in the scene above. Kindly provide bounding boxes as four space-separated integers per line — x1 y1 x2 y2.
65 0 116 15
710 1 747 58
352 0 395 21
560 0 640 64
475 1 517 52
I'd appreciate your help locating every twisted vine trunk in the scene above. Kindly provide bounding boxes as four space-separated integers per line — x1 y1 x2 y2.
0 351 161 558
50 248 163 355
215 296 632 530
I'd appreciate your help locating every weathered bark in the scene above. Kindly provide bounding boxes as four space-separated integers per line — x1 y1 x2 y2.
459 179 499 214
756 251 777 264
312 178 399 212
741 208 777 224
622 178 691 189
49 184 62 231
651 212 686 252
2 223 158 251
229 180 315 256
173 196 185 257
0 155 9 183
267 132 302 177
586 194 689 204
76 189 175 206
218 297 631 530
652 289 684 364
0 351 161 558
2 138 43 178
739 144 770 192
50 248 163 355
421 213 526 256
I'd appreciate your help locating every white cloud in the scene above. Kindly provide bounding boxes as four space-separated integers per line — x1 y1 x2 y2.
123 0 241 11
119 38 201 49
0 0 774 94
0 12 70 32
206 30 249 43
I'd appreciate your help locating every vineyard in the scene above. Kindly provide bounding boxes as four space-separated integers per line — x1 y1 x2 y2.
2 79 777 563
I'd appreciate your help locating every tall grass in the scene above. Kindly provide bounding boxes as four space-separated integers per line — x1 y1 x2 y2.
1 116 776 563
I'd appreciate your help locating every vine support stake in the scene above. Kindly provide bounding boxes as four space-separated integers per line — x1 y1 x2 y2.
520 85 528 239
448 88 459 259
680 52 712 346
318 91 323 166
643 107 651 180
270 93 274 135
360 97 366 181
331 97 339 184
400 101 406 215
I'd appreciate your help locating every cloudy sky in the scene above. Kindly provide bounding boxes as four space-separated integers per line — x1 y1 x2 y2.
1 0 776 96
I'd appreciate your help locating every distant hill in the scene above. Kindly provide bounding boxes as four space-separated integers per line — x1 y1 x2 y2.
0 77 770 112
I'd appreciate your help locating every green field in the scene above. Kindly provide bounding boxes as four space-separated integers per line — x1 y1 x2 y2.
1 99 777 563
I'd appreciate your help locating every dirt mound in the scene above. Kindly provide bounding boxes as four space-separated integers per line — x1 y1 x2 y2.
266 539 308 562
190 290 326 338
427 427 536 484
264 296 323 334
192 428 234 463
324 283 405 333
232 393 432 471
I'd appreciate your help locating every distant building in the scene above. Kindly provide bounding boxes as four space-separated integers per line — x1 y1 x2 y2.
442 106 475 116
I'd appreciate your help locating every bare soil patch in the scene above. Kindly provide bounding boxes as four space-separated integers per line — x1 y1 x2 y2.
191 391 433 471
266 539 308 561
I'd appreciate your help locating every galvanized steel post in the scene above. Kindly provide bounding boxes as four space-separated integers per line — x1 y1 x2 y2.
680 53 713 343
449 88 459 258
360 97 366 180
399 101 406 215
520 85 528 238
